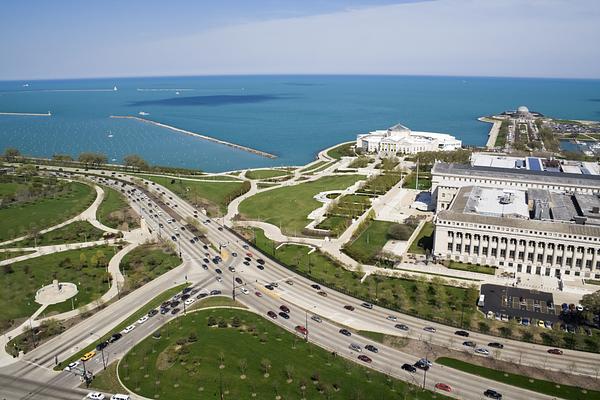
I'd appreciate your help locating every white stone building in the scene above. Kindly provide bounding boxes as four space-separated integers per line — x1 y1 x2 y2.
356 124 461 155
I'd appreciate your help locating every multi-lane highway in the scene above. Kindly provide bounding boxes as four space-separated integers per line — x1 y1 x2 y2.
0 167 594 399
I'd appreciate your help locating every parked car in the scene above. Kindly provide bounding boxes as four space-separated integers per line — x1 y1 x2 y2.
86 393 105 400
137 316 149 324
95 341 109 351
121 325 135 334
64 361 80 371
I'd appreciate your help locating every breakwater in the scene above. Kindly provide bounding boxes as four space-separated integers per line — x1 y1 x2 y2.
479 117 503 148
109 115 277 159
0 111 51 116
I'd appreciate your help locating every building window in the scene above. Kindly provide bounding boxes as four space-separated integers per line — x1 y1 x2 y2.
482 247 488 256
526 265 532 273
509 250 515 258
586 259 592 268
537 254 543 262
500 249 506 257
473 246 479 253
536 266 541 275
576 259 582 268
455 244 461 252
500 237 507 244
566 257 572 265
518 252 525 261
557 256 563 264
546 255 552 264
448 243 453 251
527 253 534 261
545 268 551 276
464 245 471 253
491 248 498 256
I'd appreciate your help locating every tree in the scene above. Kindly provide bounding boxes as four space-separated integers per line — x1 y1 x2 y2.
3 147 20 161
261 358 271 375
52 154 73 162
15 164 37 178
581 290 600 323
123 154 149 171
78 152 107 167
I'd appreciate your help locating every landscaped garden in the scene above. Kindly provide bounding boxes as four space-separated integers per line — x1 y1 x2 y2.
238 175 364 236
343 220 396 264
245 169 292 180
1 221 106 248
358 173 402 195
118 308 446 400
407 221 434 255
0 179 96 241
138 175 250 216
97 185 139 230
326 142 356 159
402 171 432 190
120 243 182 293
0 244 115 331
446 261 496 275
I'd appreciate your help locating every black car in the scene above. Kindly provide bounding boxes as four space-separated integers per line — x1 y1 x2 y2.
395 324 409 331
215 268 222 274
147 309 159 317
235 277 243 284
196 293 208 299
256 258 265 265
339 329 351 337
232 252 237 257
108 333 122 343
463 341 476 348
484 389 502 399
244 257 251 262
160 307 170 314
365 344 378 353
311 284 321 290
488 342 504 349
401 363 416 373
256 264 264 270
171 308 181 315
181 294 190 300
95 341 109 351
170 300 180 308
243 261 250 266
265 284 274 290
414 360 430 371
278 312 290 319
210 290 222 295
182 287 192 294
190 289 200 296
455 330 469 337
202 264 209 270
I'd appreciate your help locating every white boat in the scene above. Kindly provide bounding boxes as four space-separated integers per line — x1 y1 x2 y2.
139 111 150 116
113 86 118 91
107 131 114 138
22 83 29 87
175 91 180 95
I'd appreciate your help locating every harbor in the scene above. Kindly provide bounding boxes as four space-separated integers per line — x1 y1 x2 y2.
479 116 502 148
109 115 277 159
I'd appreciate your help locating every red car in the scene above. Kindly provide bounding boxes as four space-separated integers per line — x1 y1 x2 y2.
435 383 452 392
280 305 290 313
547 348 563 355
358 355 372 363
267 311 277 319
255 291 262 297
295 325 308 335
246 252 253 258
344 305 355 311
317 291 327 297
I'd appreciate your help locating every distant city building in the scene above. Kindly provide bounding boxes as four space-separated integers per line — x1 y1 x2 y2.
434 184 600 279
355 123 461 155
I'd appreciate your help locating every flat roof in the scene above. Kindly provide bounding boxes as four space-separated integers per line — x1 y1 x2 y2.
432 162 600 187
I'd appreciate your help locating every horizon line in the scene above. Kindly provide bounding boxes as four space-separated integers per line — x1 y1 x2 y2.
2 72 600 83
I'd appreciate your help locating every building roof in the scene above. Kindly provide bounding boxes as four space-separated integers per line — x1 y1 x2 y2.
439 186 600 237
432 162 600 187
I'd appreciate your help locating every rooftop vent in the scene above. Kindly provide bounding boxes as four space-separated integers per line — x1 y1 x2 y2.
498 192 515 205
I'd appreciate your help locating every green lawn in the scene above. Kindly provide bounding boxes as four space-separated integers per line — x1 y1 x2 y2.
1 221 106 248
0 181 26 196
248 228 478 326
97 185 139 230
348 156 372 169
89 361 129 394
408 222 434 255
0 181 96 241
307 161 334 174
316 215 351 237
245 169 291 180
343 220 394 264
120 309 446 400
436 357 598 400
326 142 356 159
1 245 115 331
57 284 188 369
238 175 364 236
138 175 250 216
360 173 402 195
1 250 35 261
299 160 328 173
447 261 496 275
120 243 182 293
402 172 432 190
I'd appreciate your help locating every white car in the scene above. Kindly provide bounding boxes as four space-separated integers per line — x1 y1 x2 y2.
137 316 149 324
184 298 195 306
121 325 135 334
64 361 79 371
386 315 397 321
216 276 223 283
86 392 105 400
240 288 250 295
475 348 490 356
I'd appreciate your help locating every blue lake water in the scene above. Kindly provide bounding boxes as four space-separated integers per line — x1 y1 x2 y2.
1 75 599 172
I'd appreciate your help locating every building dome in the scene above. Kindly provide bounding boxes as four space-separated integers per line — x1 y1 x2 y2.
517 106 530 114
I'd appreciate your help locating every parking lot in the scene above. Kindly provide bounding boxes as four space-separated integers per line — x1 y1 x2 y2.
479 284 560 323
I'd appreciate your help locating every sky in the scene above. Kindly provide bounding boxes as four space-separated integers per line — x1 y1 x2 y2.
1 0 599 80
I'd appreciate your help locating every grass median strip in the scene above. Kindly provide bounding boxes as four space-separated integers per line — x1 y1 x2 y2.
56 283 188 370
436 357 599 400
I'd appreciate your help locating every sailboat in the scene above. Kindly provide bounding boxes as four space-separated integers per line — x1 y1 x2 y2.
113 86 118 91
107 131 114 138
